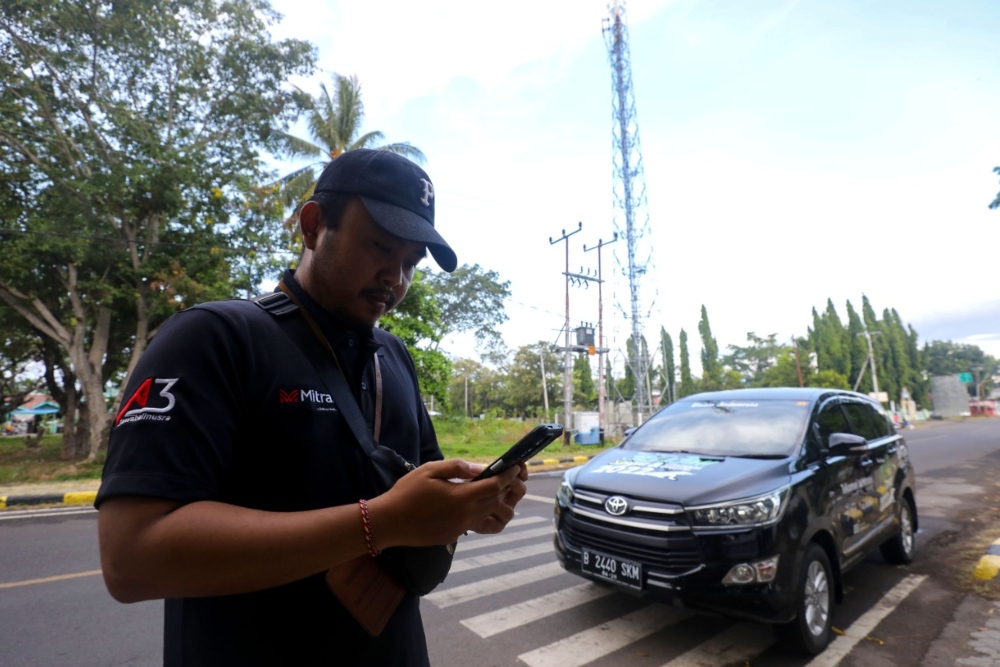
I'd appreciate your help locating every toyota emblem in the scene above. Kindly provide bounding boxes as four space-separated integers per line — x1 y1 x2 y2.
604 496 629 516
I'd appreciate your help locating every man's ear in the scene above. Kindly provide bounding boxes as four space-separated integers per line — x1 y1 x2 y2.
299 201 323 250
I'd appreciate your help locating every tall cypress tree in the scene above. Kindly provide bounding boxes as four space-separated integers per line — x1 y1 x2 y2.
660 327 675 405
679 329 696 398
698 305 722 391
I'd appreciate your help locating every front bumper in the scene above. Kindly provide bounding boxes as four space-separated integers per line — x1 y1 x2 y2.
554 500 798 624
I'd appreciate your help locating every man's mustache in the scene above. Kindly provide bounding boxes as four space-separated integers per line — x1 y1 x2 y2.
362 288 398 310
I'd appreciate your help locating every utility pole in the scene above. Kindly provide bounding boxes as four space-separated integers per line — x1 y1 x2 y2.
584 233 617 442
791 336 804 387
854 327 882 400
550 222 582 443
539 344 549 420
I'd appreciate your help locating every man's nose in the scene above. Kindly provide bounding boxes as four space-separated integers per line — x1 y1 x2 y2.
378 259 405 287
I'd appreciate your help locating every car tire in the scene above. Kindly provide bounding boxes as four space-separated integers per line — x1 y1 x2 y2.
776 543 834 655
880 495 916 565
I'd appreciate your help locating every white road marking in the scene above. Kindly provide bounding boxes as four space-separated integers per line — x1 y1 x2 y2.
449 542 554 573
806 574 928 667
424 561 565 608
659 622 775 666
461 582 615 638
522 493 556 504
0 507 96 521
456 525 554 554
518 604 690 667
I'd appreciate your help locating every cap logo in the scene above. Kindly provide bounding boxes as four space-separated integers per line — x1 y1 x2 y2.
419 178 434 207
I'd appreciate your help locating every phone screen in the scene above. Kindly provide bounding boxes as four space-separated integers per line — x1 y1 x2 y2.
473 424 564 481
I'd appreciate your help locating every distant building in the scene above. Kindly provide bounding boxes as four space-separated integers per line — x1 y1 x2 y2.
930 376 969 418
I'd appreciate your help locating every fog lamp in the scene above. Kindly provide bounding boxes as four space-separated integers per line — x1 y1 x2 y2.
722 555 780 585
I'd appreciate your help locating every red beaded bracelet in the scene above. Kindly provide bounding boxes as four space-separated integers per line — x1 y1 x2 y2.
358 499 380 558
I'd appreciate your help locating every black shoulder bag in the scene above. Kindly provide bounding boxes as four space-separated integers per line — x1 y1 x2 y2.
252 287 455 596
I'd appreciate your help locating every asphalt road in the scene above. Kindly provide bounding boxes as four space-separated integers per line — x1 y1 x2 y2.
1 419 998 666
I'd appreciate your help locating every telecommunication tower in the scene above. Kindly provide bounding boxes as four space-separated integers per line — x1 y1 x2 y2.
602 0 656 423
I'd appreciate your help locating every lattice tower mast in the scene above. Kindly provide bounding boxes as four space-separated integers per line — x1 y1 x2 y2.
603 0 655 422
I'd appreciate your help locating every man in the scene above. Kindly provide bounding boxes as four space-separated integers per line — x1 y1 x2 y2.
96 149 528 666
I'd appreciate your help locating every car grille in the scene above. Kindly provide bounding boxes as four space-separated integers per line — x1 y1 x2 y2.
561 489 702 573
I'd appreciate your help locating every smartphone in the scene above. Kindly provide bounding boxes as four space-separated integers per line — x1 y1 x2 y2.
473 423 564 481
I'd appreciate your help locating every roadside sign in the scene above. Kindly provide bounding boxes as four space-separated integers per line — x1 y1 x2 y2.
958 372 973 383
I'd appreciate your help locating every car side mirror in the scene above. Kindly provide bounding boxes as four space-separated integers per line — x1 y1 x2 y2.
827 432 868 456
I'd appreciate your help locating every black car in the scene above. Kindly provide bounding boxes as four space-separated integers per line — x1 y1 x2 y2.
553 387 917 655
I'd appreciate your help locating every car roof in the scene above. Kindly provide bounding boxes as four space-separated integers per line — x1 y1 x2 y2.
677 387 871 405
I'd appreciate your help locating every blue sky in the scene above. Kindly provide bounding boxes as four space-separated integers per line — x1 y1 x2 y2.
268 0 1000 369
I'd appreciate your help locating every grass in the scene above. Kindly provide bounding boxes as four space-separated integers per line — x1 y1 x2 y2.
0 434 105 486
433 416 614 462
0 418 616 486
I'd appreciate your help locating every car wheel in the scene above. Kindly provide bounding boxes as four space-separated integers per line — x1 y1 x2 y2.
776 543 834 655
880 495 916 565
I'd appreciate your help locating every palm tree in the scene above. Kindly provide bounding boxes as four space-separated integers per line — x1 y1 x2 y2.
272 73 425 227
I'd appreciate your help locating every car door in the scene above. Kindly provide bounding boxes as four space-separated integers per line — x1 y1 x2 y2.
839 399 893 544
852 400 900 531
811 397 866 550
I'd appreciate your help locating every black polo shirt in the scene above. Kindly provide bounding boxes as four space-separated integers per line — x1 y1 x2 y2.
97 270 441 667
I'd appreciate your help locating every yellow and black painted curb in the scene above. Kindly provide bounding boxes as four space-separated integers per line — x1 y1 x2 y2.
527 455 596 468
0 491 97 511
973 537 1000 581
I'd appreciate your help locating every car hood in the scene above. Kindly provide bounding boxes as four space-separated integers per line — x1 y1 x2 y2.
572 448 792 506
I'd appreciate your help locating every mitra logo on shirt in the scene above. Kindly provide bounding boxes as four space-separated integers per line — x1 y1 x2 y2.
278 387 337 412
115 378 179 426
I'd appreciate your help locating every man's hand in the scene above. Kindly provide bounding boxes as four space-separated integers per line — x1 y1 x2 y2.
468 462 528 535
367 459 529 548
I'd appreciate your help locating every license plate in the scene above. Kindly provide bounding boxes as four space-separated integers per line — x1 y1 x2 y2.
581 550 643 589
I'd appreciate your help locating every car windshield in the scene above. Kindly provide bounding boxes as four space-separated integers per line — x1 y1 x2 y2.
623 398 811 457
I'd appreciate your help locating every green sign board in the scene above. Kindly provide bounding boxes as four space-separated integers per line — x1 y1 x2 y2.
958 372 973 383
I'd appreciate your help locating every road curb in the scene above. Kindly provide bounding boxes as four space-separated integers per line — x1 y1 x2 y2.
973 537 1000 581
527 454 597 468
0 490 97 510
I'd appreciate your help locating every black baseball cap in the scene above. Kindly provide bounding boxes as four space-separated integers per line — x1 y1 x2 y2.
312 149 457 272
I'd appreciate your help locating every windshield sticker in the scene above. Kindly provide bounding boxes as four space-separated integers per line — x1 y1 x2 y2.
690 401 759 409
590 452 721 480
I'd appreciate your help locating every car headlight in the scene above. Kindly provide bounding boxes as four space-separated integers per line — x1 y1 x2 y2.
687 488 787 529
557 477 575 506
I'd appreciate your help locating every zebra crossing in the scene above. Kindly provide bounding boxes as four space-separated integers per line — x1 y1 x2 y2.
422 513 929 666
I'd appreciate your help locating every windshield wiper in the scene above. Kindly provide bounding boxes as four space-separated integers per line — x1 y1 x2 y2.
735 453 787 460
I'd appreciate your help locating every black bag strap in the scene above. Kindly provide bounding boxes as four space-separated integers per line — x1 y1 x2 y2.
251 287 403 466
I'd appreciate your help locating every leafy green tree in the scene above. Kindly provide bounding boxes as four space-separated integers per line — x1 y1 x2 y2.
678 329 696 398
698 305 722 391
809 299 851 380
573 355 597 408
618 335 654 404
423 264 511 356
724 332 784 386
272 73 425 226
380 270 450 410
448 358 488 417
501 342 563 419
660 327 675 405
0 0 314 457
